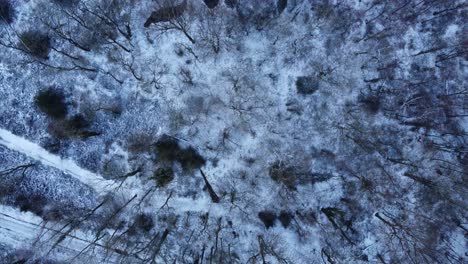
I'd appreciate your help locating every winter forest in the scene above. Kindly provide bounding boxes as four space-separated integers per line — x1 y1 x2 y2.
0 0 466 263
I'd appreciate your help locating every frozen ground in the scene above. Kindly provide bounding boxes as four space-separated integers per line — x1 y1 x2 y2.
0 0 466 263
0 204 129 263
0 128 115 193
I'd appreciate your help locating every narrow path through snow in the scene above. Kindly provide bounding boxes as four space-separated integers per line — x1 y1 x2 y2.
0 128 228 216
0 128 116 193
0 129 231 260
0 205 126 263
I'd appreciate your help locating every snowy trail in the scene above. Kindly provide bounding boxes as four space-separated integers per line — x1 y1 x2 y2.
0 128 228 216
0 128 116 193
0 205 126 263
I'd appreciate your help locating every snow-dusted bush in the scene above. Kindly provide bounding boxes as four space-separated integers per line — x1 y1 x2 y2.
34 88 68 119
177 146 206 171
155 136 184 161
52 0 78 7
296 76 319 95
152 167 174 187
203 0 219 9
224 0 237 8
126 132 156 154
48 114 99 139
40 137 61 154
155 136 206 171
277 0 287 14
65 114 90 131
0 0 13 24
144 0 187 27
18 31 51 59
237 0 277 30
313 2 333 20
258 211 277 228
269 161 297 190
134 213 154 232
358 93 381 114
278 211 293 228
14 194 47 216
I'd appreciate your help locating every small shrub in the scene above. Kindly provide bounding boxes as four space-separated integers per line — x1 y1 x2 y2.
314 2 333 20
41 137 61 154
134 213 154 232
152 167 174 187
76 130 101 139
296 76 319 95
177 146 206 170
358 94 381 114
102 158 126 179
225 0 237 8
155 136 181 162
296 210 317 225
144 1 187 27
52 0 78 6
43 206 65 221
155 135 206 171
65 114 89 131
48 114 99 139
278 211 293 228
321 207 347 226
269 161 297 190
126 133 155 154
35 88 68 119
204 0 219 9
19 31 51 59
308 172 333 184
47 121 69 139
63 114 99 138
179 67 194 85
360 178 373 191
277 0 287 14
15 194 47 216
258 211 277 228
0 0 13 24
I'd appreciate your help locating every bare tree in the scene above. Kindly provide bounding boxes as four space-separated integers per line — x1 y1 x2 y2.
144 0 196 44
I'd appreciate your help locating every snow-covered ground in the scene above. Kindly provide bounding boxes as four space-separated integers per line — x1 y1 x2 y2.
0 0 466 263
0 128 116 194
0 205 126 263
0 127 231 214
